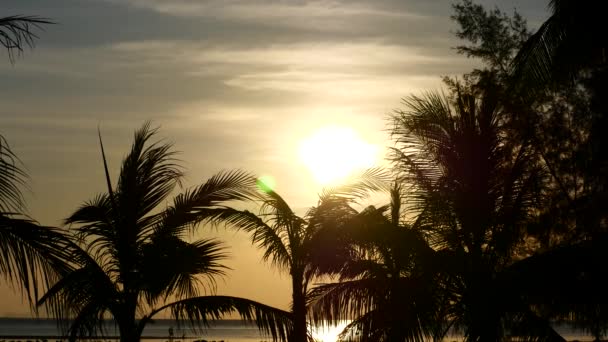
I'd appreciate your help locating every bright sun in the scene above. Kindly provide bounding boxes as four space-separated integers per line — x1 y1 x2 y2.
298 126 378 185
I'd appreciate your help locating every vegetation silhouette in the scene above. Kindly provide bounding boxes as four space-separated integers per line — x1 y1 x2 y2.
512 0 607 84
1 16 75 310
0 15 53 62
388 81 560 341
204 169 387 342
308 183 445 342
37 123 292 342
0 135 74 306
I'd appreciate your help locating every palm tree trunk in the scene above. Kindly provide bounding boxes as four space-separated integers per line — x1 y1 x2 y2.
119 319 140 342
291 271 307 342
118 296 141 342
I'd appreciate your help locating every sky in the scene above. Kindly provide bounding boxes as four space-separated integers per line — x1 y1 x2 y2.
0 0 548 316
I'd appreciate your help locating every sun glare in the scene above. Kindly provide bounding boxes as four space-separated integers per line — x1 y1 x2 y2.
298 126 378 185
311 321 351 342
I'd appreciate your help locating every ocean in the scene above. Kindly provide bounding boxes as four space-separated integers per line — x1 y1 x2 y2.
0 318 345 342
0 318 594 342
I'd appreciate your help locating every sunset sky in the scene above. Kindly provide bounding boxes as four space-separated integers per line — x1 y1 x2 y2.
0 0 547 316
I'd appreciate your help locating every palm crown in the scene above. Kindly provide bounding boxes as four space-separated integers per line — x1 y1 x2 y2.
308 183 445 342
390 85 549 341
206 169 388 342
38 123 292 342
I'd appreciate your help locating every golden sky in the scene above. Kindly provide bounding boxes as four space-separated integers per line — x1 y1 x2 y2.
0 0 547 316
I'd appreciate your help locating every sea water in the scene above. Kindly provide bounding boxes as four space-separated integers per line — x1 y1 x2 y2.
0 318 346 342
0 318 594 342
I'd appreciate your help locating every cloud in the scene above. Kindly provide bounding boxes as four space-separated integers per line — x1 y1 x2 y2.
116 0 424 20
109 40 471 104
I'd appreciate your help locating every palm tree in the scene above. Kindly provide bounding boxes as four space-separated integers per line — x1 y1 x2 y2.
307 183 445 342
1 15 53 62
38 123 292 342
205 170 387 342
1 135 74 305
389 85 557 341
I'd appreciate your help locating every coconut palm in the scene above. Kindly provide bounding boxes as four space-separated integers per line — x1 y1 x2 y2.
0 135 74 305
205 170 387 342
38 123 292 342
307 183 445 342
389 84 559 341
1 15 53 62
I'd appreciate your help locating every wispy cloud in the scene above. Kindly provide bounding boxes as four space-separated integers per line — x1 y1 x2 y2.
115 0 424 20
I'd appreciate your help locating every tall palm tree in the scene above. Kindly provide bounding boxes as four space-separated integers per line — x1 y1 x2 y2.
0 135 74 305
307 183 445 342
206 170 387 342
38 123 292 342
1 15 53 62
390 85 557 341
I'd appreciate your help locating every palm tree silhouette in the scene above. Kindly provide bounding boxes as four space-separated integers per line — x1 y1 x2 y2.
38 123 292 342
206 170 387 342
308 183 445 342
390 85 558 341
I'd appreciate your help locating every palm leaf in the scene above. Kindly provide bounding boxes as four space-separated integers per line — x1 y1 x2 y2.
0 214 74 305
37 245 118 338
0 135 27 212
511 0 606 85
139 237 228 303
318 168 391 201
206 207 292 271
156 169 259 238
115 122 183 241
142 296 293 342
0 15 53 62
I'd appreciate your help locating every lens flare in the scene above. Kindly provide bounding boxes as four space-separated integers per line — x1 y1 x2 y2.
257 175 277 193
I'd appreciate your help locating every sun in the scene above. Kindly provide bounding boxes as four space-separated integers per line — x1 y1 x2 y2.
298 125 378 185
311 321 350 342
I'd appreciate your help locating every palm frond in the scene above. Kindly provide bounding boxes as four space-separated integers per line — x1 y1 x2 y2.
318 168 391 201
336 310 385 342
140 237 229 303
258 189 302 240
156 169 259 238
65 194 116 255
206 207 292 271
511 15 563 85
0 135 27 212
143 296 293 342
308 280 380 328
511 0 606 86
0 214 74 306
116 122 183 239
0 15 54 62
37 248 118 338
